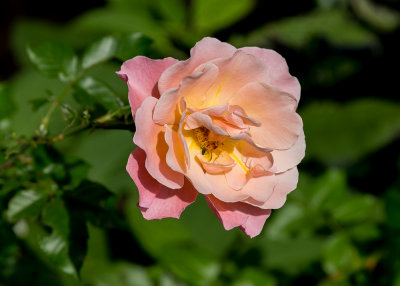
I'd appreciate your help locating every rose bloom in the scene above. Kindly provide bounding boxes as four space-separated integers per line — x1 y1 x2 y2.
117 37 305 237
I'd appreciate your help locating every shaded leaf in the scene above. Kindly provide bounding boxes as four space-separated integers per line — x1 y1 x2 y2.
115 33 152 61
160 246 220 286
82 36 117 69
233 267 277 286
302 99 400 166
29 98 49 112
0 83 15 120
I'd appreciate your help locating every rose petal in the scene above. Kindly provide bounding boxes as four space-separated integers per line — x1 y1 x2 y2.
117 56 178 116
240 47 301 102
271 130 306 173
158 37 236 95
246 167 299 209
205 195 271 238
153 63 219 125
196 152 236 174
127 148 198 219
230 82 302 150
133 96 184 189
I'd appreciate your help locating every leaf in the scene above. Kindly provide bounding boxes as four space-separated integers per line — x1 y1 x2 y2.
82 36 117 69
233 267 277 286
7 189 49 222
322 234 362 276
29 98 49 112
73 77 123 111
39 197 77 277
302 99 400 166
259 236 325 274
27 42 78 82
333 194 384 224
233 9 377 49
192 0 255 34
115 33 152 61
160 246 220 286
0 83 15 120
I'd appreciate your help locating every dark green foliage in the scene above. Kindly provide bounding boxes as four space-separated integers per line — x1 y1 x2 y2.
1 0 400 285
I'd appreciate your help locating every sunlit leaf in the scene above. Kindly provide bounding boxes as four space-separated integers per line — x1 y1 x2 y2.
193 0 255 34
82 36 117 69
27 42 78 82
7 189 48 222
73 77 123 111
302 99 400 166
39 197 77 277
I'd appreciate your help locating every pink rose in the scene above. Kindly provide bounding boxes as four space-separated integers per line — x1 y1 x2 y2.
117 37 305 237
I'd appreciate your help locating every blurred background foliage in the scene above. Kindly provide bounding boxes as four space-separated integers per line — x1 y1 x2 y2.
1 0 400 285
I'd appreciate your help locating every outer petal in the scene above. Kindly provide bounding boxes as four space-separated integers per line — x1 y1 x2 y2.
133 96 184 189
205 195 271 238
246 167 299 209
240 47 301 102
230 82 302 150
117 56 178 116
271 130 306 173
127 148 198 220
158 37 236 95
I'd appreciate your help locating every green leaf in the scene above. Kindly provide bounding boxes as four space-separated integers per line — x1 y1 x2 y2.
7 189 49 222
73 77 123 110
302 99 400 166
0 83 15 120
333 194 384 224
233 267 277 286
160 246 220 286
385 188 400 230
27 42 78 81
29 97 49 112
233 9 377 49
39 197 77 277
82 36 117 69
193 0 255 34
259 236 325 274
322 234 362 276
115 33 152 61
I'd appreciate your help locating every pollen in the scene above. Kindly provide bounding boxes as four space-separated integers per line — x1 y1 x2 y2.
193 127 223 160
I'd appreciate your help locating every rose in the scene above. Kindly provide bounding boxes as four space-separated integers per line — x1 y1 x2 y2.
117 37 305 237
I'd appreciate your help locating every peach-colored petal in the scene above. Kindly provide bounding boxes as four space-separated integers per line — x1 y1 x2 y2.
240 172 277 203
117 56 178 116
271 130 306 173
240 47 301 102
158 37 236 95
196 152 236 174
230 82 302 150
185 112 229 136
164 125 187 174
203 50 269 106
204 172 249 202
236 140 274 173
153 63 219 125
127 148 198 220
246 167 299 209
224 163 252 190
133 96 184 189
205 195 271 238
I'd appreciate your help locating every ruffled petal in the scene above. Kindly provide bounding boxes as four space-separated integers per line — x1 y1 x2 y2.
229 82 302 150
271 130 306 173
240 47 301 102
246 167 299 209
117 56 178 116
133 96 184 189
127 148 198 220
205 195 271 238
158 37 236 95
153 63 219 125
